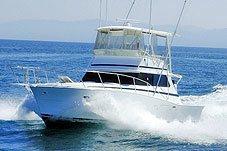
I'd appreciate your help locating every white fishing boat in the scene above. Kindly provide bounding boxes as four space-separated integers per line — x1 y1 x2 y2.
12 1 204 127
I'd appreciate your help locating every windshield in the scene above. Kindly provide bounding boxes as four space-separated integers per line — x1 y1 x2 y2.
94 30 145 50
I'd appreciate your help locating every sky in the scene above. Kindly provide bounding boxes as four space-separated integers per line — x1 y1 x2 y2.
0 0 227 29
0 0 227 48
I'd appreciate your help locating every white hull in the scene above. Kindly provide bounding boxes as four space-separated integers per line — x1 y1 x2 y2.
31 86 203 125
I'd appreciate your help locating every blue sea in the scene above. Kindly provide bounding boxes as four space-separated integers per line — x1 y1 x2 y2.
0 39 227 150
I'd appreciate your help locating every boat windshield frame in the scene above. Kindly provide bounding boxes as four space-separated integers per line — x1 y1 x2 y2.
94 26 173 56
94 28 145 51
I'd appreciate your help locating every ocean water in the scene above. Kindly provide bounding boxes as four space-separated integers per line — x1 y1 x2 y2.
0 39 227 150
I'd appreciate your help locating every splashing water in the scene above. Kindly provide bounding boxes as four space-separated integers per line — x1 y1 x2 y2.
84 85 227 144
1 85 227 144
0 94 40 120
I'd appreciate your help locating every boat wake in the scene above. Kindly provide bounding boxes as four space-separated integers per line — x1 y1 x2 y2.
0 84 227 144
84 84 227 144
0 94 40 121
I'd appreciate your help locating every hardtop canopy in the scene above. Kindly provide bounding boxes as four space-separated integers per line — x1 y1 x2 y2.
97 26 173 38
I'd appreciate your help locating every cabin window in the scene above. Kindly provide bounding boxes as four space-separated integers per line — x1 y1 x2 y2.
108 33 124 49
94 30 145 50
82 72 119 84
119 74 134 85
99 73 119 83
153 74 168 87
82 72 101 83
82 72 169 87
144 34 158 54
95 32 109 49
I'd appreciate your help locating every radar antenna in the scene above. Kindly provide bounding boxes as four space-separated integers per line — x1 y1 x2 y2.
117 18 140 26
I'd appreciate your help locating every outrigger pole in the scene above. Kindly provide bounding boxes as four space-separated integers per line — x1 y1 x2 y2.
99 0 108 27
169 0 188 72
148 0 154 55
171 0 187 45
154 0 188 95
105 0 108 25
123 0 136 25
99 0 102 27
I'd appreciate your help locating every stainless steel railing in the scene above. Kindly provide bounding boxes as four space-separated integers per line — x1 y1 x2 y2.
11 66 169 98
10 66 58 84
82 70 153 91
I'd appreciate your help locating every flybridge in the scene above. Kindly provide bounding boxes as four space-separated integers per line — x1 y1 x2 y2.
93 24 172 73
97 26 173 38
95 25 173 54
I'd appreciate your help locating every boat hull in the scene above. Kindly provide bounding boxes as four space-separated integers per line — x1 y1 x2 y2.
30 86 204 126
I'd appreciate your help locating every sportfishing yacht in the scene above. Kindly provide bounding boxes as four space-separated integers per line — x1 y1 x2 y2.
12 1 204 127
12 23 204 126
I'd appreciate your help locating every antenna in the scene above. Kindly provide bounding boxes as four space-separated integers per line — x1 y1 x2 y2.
99 0 102 27
148 0 154 54
117 18 140 26
148 0 153 30
105 0 108 25
171 0 187 45
123 0 136 25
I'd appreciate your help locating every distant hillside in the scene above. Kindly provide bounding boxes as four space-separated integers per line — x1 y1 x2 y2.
0 20 98 43
0 20 226 48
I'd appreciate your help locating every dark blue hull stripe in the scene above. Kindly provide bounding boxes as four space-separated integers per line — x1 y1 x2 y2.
91 64 167 70
89 86 179 97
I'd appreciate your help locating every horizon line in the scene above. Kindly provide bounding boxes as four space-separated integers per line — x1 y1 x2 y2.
1 38 226 50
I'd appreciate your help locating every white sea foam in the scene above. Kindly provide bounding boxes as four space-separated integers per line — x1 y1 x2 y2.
0 94 40 120
1 85 227 144
84 84 227 144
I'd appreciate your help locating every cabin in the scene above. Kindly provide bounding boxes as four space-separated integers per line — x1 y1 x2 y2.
81 25 178 89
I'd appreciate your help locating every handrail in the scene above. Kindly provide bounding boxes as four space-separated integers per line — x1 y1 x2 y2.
11 66 58 84
86 70 153 88
84 70 167 99
97 72 105 88
11 66 170 99
11 66 154 91
117 74 122 91
133 77 136 91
